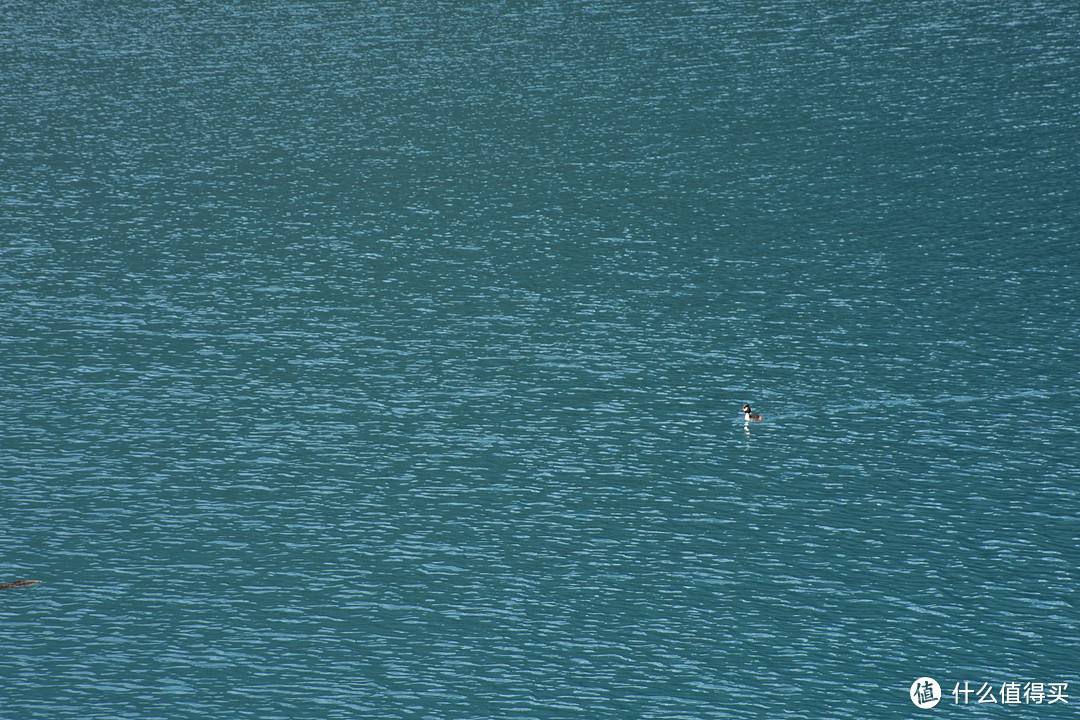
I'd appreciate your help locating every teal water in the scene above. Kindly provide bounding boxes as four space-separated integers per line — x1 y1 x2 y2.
2 2 1078 718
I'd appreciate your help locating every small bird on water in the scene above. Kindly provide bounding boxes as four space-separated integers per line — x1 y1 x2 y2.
0 580 41 590
742 404 764 422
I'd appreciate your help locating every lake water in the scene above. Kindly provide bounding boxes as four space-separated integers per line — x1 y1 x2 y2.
1 1 1078 718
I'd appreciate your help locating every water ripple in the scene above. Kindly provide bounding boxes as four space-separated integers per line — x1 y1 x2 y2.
4 1 1079 718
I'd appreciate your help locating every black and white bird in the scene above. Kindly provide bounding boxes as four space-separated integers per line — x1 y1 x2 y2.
742 404 763 422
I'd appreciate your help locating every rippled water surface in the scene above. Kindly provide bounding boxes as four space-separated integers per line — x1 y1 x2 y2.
2 2 1078 718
